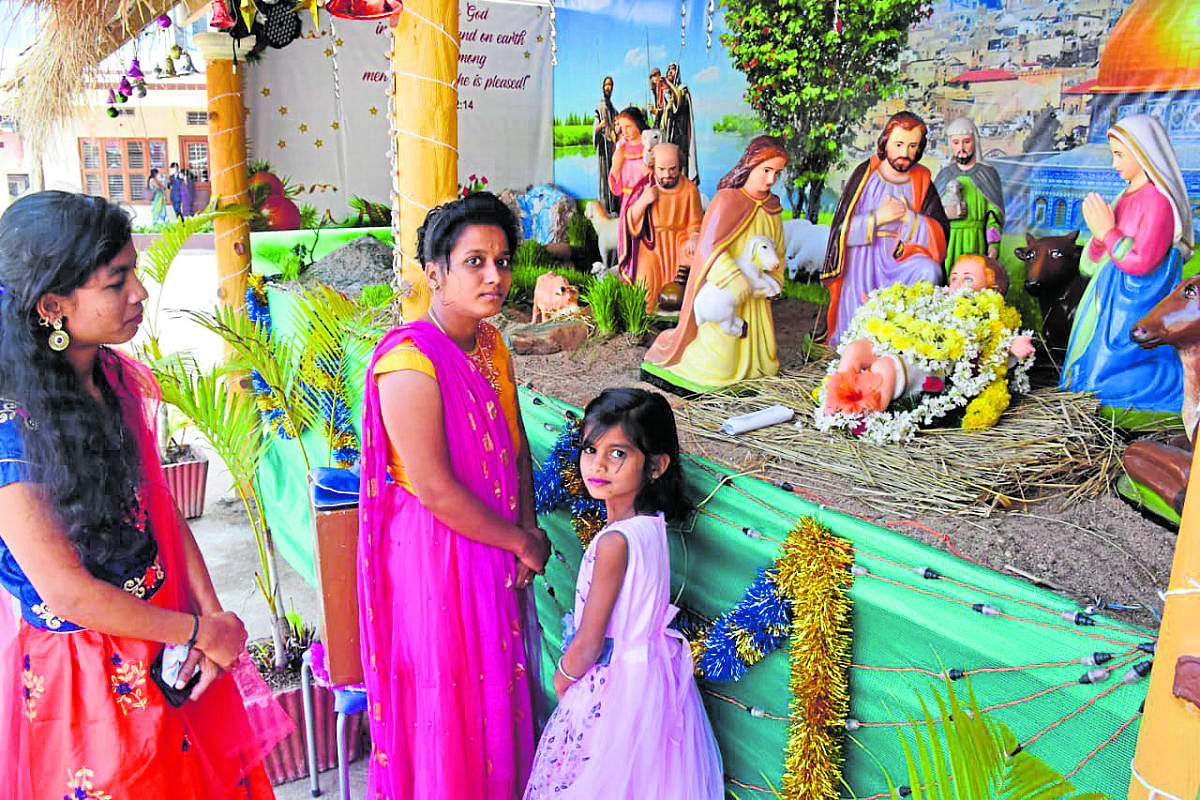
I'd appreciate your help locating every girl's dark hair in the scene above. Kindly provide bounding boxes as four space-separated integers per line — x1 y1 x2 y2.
615 106 648 133
0 191 152 581
415 191 520 270
581 388 688 522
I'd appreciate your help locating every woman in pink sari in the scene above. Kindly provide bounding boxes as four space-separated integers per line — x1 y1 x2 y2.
358 191 550 800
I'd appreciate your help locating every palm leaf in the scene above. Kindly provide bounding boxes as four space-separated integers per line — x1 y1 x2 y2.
138 203 254 286
180 305 317 445
152 354 269 488
879 678 1109 800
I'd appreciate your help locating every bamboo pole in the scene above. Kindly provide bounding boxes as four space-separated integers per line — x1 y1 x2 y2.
1128 442 1200 798
194 33 253 313
390 0 459 321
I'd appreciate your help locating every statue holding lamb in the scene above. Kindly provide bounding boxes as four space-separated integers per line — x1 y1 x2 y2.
642 136 789 392
693 235 781 336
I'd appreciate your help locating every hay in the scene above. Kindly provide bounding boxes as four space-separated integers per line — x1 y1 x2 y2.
678 363 1124 516
3 0 175 158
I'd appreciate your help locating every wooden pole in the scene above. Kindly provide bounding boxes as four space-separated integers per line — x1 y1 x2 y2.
390 0 459 321
1128 439 1200 798
194 33 253 312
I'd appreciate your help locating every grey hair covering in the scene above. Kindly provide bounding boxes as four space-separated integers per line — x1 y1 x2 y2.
945 116 978 141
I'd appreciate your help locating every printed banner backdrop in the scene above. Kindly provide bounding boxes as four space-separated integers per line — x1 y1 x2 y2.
245 0 552 220
554 0 1199 246
552 0 757 204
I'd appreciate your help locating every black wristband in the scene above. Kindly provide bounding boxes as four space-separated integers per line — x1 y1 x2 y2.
185 613 200 650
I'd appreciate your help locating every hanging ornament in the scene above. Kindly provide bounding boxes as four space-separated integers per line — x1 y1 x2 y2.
239 0 260 29
127 58 144 79
133 79 147 99
106 106 119 118
163 56 177 78
107 88 118 104
156 12 172 27
292 0 320 29
833 0 842 34
262 2 301 48
680 0 686 49
210 0 236 29
118 77 133 97
703 1 714 49
116 91 129 105
324 0 402 21
170 44 183 59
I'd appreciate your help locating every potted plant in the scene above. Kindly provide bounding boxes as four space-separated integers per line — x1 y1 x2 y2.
159 406 209 519
146 238 388 782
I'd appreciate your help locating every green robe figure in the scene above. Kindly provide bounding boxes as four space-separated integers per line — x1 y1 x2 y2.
933 117 1005 272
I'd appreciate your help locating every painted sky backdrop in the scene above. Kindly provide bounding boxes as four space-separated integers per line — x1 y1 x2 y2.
552 0 757 199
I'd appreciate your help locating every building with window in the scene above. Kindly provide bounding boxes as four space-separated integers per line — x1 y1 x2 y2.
992 0 1199 238
0 8 211 223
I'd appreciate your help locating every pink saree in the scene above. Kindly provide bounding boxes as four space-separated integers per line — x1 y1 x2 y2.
358 321 537 800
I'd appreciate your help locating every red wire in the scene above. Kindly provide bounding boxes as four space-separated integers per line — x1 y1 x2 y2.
884 519 988 567
1021 680 1127 749
1063 712 1141 780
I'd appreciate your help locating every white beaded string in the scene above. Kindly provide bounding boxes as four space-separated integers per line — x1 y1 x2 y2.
704 0 713 50
1131 758 1184 800
548 1 557 67
679 0 686 49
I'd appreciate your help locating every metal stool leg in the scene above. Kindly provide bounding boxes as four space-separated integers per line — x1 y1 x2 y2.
301 661 321 797
336 711 351 800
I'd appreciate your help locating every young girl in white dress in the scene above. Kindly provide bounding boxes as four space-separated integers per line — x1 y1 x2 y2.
524 388 724 799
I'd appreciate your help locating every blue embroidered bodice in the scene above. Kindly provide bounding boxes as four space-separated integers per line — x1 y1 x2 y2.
0 405 165 632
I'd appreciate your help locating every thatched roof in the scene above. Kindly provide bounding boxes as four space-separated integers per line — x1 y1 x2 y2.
3 0 202 156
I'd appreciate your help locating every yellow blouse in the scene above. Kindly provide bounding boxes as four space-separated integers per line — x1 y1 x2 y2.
373 322 521 491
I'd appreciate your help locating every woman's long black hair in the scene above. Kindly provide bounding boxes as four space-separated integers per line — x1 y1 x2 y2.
0 191 153 581
581 388 689 522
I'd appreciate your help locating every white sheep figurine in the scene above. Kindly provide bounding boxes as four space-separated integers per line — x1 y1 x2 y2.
585 201 621 272
781 217 832 280
693 235 781 337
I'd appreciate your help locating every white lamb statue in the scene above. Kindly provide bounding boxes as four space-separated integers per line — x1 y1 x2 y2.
693 235 781 337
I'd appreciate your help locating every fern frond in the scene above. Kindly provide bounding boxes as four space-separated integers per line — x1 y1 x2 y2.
138 204 254 286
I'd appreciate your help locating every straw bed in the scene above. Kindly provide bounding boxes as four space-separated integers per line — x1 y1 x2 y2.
678 364 1124 516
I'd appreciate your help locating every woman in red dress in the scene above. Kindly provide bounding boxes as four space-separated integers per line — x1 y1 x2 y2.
0 191 284 799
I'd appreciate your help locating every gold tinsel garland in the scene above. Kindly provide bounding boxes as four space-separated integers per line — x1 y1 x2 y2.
776 517 855 800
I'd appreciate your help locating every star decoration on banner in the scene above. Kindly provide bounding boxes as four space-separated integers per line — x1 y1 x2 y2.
299 123 309 132
314 139 324 148
280 107 289 115
524 50 530 58
278 139 287 149
261 87 271 97
335 37 344 47
324 47 333 57
536 35 544 42
331 121 340 130
369 107 379 115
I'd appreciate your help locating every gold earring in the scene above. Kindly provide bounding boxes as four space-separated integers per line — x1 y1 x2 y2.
42 317 70 351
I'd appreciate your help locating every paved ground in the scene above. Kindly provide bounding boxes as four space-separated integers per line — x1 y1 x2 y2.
148 248 369 796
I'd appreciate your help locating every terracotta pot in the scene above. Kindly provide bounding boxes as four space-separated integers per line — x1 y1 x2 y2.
261 683 368 786
162 453 208 519
658 266 691 312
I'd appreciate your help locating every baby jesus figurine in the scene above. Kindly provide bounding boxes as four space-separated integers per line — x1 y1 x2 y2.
816 255 1035 443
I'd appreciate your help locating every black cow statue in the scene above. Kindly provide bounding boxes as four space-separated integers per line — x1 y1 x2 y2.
1016 230 1086 359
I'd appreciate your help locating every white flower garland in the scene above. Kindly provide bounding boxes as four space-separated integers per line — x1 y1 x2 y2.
812 282 1034 445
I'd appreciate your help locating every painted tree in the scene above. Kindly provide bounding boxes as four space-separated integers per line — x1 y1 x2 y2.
721 0 930 220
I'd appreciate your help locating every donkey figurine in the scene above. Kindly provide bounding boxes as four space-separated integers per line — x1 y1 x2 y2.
1123 274 1200 515
1016 231 1086 359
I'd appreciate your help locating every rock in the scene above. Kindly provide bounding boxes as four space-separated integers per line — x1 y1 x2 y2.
507 317 589 355
299 235 394 298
